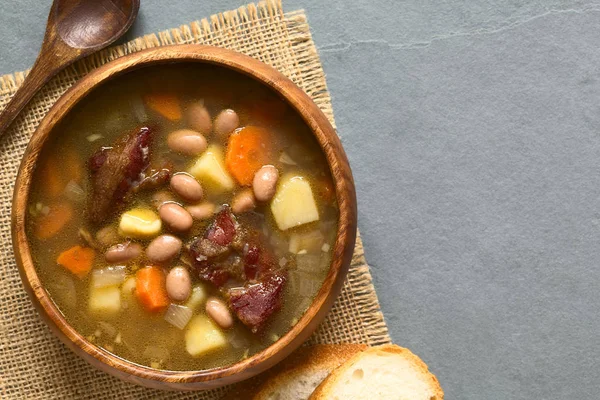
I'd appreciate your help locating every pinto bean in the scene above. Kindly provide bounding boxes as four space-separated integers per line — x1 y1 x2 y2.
186 102 212 134
104 242 142 263
231 189 256 214
159 203 193 232
170 173 203 202
167 129 207 156
205 297 233 329
166 266 192 301
252 165 279 202
214 109 239 138
146 234 182 264
186 202 216 221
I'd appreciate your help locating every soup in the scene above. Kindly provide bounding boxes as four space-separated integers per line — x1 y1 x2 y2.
26 64 338 371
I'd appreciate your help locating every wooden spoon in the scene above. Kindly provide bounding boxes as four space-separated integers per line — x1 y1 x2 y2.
0 0 140 134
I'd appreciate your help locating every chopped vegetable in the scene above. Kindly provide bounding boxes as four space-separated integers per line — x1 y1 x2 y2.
144 93 181 121
270 175 319 230
39 156 64 198
64 147 83 183
164 304 193 330
64 180 85 203
279 151 296 165
135 266 169 313
188 145 234 192
49 273 76 308
86 133 104 142
91 266 127 288
225 126 275 186
289 270 322 297
288 230 324 254
185 315 227 357
119 208 161 239
185 284 208 311
89 286 121 315
35 202 73 240
97 321 117 337
56 245 95 279
121 276 137 308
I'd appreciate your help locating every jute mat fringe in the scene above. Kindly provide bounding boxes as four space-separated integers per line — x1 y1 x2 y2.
0 1 390 398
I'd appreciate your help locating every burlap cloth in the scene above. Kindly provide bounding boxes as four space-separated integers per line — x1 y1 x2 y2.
0 1 390 398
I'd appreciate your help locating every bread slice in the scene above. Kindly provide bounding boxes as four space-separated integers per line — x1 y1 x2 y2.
225 343 367 400
308 344 444 400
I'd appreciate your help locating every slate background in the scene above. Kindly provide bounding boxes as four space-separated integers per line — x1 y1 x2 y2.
2 1 600 398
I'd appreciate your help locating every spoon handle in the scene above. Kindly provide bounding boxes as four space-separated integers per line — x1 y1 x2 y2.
0 55 65 136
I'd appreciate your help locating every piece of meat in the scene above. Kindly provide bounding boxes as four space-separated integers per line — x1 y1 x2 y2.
87 126 153 223
205 207 237 246
189 207 238 286
188 206 286 331
132 167 171 194
228 272 287 333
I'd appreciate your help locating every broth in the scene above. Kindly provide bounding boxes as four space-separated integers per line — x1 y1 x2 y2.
27 64 338 371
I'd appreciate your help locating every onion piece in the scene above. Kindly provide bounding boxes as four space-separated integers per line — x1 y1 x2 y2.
50 273 76 308
91 266 127 289
185 284 208 311
289 270 322 297
130 97 148 123
97 321 117 337
86 133 103 142
279 151 297 165
64 180 85 202
164 304 193 330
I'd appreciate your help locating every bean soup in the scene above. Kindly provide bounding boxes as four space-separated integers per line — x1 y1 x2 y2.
26 64 338 371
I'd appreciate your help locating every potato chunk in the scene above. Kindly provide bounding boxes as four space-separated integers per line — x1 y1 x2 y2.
185 315 227 357
288 230 325 254
188 145 234 192
89 286 121 316
119 208 161 239
271 175 319 230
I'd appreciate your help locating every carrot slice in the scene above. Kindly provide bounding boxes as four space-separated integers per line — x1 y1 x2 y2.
57 245 95 279
35 202 73 240
144 93 182 121
225 126 275 186
39 156 65 198
63 146 83 183
135 266 169 313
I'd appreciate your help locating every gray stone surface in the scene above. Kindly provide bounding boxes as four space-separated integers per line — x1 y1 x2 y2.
2 1 600 398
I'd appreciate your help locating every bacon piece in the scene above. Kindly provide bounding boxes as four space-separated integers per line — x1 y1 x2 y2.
189 207 238 286
188 206 287 331
228 272 287 333
205 207 237 246
87 126 152 223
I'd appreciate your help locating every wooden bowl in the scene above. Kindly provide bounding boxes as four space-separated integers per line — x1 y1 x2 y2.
11 45 357 390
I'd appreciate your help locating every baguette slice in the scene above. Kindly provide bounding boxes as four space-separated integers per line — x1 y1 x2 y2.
309 344 444 400
226 344 367 400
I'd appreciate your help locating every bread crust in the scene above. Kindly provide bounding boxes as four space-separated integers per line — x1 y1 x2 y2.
225 343 367 400
308 344 444 400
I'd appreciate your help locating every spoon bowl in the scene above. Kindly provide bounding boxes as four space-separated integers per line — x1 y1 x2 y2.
0 0 139 134
55 0 139 49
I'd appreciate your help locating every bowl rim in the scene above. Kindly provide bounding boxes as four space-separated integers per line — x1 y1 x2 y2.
11 44 357 389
